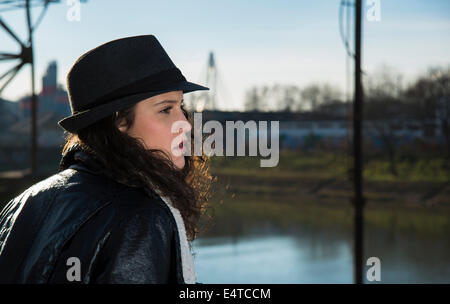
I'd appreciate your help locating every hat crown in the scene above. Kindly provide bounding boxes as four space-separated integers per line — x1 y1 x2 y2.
66 35 178 113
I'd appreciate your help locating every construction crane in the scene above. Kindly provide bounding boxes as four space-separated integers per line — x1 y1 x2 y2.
0 0 60 174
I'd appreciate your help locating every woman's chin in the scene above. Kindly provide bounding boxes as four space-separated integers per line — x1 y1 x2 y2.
174 157 185 170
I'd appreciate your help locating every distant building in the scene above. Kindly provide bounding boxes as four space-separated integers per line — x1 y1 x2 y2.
20 61 70 120
42 61 57 95
2 61 71 148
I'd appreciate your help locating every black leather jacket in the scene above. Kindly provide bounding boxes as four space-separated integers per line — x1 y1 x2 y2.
0 146 186 283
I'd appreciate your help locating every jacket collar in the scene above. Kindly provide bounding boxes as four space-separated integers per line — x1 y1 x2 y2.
58 144 161 201
58 143 103 175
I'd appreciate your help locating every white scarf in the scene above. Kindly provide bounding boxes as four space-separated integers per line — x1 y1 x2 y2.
154 192 197 284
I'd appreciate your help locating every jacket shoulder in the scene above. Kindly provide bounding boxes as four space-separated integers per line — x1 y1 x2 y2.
62 177 179 283
91 199 176 283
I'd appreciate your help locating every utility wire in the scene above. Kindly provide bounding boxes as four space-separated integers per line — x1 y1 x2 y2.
339 0 355 58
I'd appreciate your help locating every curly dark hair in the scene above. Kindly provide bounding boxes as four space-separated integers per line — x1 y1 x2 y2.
61 103 215 241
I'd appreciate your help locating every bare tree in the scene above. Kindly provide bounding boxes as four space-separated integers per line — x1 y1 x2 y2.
404 65 450 173
300 84 321 111
299 83 342 111
364 65 405 176
275 84 302 112
244 85 269 111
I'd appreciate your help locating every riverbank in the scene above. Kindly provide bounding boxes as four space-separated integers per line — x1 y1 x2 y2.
199 150 450 237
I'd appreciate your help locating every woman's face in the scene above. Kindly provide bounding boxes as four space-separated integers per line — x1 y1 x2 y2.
117 90 191 170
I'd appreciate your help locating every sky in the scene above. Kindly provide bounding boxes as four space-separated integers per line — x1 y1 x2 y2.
0 0 449 111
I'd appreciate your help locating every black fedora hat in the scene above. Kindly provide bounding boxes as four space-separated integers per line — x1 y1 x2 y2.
58 35 209 133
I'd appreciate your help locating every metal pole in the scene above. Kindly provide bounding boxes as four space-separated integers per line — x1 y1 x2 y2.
353 0 365 284
26 0 37 174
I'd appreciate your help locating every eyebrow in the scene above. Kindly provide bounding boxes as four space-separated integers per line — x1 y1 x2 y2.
153 98 184 107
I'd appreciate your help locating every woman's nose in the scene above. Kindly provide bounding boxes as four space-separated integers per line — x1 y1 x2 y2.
177 121 192 133
174 109 192 132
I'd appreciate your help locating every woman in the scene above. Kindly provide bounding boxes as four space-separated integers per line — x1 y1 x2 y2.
0 35 214 283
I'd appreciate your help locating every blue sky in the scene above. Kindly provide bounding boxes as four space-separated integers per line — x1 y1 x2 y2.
0 0 449 111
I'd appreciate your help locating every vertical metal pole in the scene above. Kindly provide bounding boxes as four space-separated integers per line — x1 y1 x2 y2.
26 0 37 174
353 0 365 284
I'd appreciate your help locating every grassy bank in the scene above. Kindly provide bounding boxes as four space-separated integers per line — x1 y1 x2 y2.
207 150 449 207
199 149 450 237
209 149 449 183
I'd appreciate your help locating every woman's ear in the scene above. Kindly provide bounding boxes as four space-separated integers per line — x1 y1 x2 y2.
118 124 127 132
115 112 128 133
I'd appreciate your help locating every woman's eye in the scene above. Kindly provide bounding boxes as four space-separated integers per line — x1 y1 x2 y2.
160 101 183 114
160 106 172 114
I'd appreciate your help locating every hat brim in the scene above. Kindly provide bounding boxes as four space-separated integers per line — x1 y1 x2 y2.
58 81 209 133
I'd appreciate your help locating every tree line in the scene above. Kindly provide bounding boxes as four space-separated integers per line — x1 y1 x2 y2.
243 64 449 177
